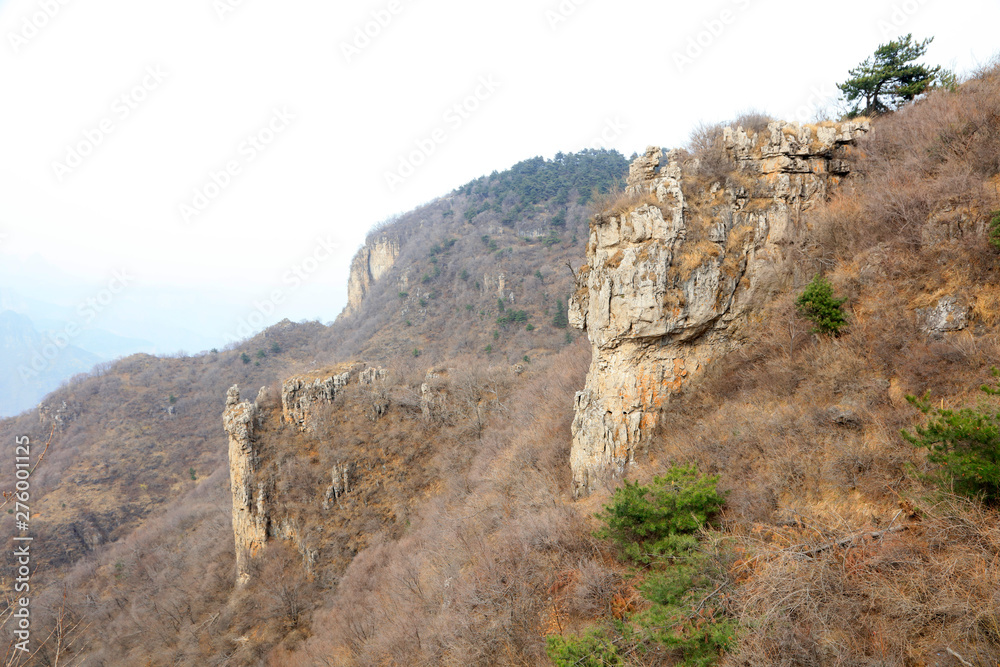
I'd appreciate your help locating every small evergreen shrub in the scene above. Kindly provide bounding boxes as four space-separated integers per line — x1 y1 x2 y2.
547 629 622 667
796 274 848 335
552 299 569 329
902 369 1000 504
988 210 1000 251
496 310 528 326
595 465 726 564
635 565 737 667
548 469 735 666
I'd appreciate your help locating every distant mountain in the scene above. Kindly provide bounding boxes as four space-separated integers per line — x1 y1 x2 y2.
335 148 631 363
0 310 100 417
73 328 156 360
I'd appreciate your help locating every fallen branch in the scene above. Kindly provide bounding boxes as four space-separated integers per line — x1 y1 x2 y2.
945 647 973 667
791 525 907 558
694 582 726 613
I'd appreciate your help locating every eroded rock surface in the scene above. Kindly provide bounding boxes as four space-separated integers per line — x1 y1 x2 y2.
223 384 269 583
282 370 351 431
569 120 869 496
919 296 969 334
344 233 400 316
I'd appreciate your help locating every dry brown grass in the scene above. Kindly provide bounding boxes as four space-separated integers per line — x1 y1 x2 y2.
732 110 774 134
687 122 737 186
972 283 1000 327
809 63 1000 260
673 239 723 276
646 104 1000 657
723 494 1000 666
591 185 661 218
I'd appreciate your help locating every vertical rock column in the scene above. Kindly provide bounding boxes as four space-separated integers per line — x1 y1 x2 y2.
223 385 269 583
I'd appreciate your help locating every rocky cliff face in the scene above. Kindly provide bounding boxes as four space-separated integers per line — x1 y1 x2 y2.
281 363 387 431
225 364 388 580
344 233 400 316
569 120 869 497
282 369 352 432
223 384 269 583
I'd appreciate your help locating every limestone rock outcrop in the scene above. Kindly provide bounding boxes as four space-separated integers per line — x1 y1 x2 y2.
344 233 400 317
281 364 390 431
323 462 353 510
223 384 269 583
569 120 869 497
359 366 388 385
282 370 351 432
420 368 450 420
918 296 969 334
39 400 74 432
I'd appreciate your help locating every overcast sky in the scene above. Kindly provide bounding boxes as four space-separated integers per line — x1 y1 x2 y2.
1 0 998 352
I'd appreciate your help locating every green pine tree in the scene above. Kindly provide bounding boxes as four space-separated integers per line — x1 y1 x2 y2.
552 298 569 329
988 210 1000 251
838 34 942 117
796 275 848 336
595 465 726 564
902 370 1000 504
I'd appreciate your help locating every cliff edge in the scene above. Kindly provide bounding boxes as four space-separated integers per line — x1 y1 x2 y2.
569 119 869 496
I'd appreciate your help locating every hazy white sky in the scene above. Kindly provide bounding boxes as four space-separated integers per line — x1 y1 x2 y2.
1 0 998 350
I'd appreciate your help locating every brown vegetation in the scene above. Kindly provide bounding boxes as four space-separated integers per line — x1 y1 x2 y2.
3 62 1000 667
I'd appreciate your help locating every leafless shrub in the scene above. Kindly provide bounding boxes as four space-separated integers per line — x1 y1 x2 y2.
688 121 734 185
565 559 621 617
732 109 774 134
590 183 660 217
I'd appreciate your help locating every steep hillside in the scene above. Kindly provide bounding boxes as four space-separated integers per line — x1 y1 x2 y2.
553 66 1000 665
333 149 629 365
0 320 330 569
